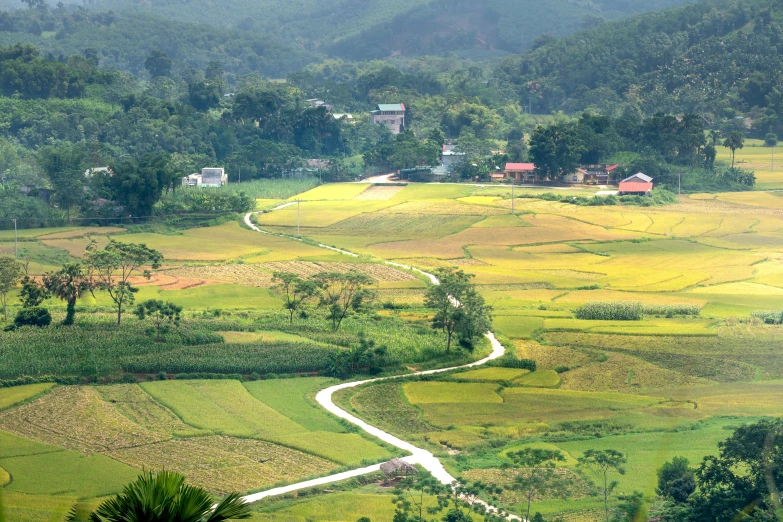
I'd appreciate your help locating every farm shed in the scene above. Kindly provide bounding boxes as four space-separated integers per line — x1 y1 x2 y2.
380 458 418 477
618 173 653 195
504 162 538 182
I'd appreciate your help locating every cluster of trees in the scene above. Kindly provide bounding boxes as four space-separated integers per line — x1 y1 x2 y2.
523 113 755 189
385 418 783 522
0 239 163 329
272 270 377 332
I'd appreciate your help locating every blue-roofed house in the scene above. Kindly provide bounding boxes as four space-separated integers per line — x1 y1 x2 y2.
370 103 406 134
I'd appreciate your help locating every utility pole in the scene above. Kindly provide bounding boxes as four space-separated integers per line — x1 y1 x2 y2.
297 199 300 237
511 180 515 214
238 166 241 184
12 218 17 258
772 146 775 173
528 96 533 116
678 172 681 204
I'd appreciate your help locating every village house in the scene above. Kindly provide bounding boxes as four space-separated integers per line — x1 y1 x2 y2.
504 162 538 183
370 103 406 134
583 164 620 184
332 113 355 124
618 173 653 195
182 168 228 188
562 168 588 184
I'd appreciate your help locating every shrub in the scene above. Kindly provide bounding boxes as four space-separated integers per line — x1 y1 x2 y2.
13 307 52 328
555 366 570 373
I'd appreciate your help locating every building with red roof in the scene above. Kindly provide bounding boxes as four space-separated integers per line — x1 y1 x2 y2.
504 162 538 182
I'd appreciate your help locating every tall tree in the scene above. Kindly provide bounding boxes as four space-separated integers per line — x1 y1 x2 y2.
578 449 627 522
529 123 584 180
68 470 251 522
272 272 317 324
724 131 745 168
37 144 86 222
85 240 163 325
425 268 492 354
507 448 572 522
42 263 92 325
110 154 175 217
0 256 22 321
312 271 375 331
144 50 172 78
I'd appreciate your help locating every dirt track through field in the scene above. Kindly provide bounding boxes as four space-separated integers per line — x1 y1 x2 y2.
242 211 521 520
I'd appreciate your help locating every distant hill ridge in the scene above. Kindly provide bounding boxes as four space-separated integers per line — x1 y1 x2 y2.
3 0 696 59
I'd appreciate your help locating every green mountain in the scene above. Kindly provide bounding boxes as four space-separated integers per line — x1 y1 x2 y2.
38 0 696 59
494 0 783 136
0 9 311 78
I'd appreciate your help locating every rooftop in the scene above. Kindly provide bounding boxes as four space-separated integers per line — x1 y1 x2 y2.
377 104 405 112
621 172 653 183
505 162 536 171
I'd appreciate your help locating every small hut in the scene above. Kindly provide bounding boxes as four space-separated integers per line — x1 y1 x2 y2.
380 458 418 478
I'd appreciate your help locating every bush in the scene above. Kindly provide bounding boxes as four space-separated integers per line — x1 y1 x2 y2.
555 366 570 373
13 307 52 328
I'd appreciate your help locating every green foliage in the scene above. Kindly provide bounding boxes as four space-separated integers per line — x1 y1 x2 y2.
68 470 252 522
86 239 163 324
507 448 572 522
0 256 21 322
578 449 627 522
41 262 91 325
496 0 783 138
10 306 51 329
425 268 492 354
133 299 183 334
19 275 49 308
0 9 310 79
272 271 318 324
529 122 584 179
656 457 695 503
677 419 783 521
312 271 376 331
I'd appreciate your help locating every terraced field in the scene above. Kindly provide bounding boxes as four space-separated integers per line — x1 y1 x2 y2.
4 180 783 521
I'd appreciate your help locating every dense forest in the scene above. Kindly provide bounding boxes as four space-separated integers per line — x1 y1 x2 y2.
0 8 311 78
496 0 783 136
0 0 696 60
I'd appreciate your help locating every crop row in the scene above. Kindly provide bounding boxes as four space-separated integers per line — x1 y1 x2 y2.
575 301 701 321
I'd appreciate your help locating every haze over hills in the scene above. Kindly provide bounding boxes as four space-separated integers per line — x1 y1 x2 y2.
8 0 698 59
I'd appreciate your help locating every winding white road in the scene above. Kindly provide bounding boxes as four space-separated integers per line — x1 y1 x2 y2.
242 211 520 519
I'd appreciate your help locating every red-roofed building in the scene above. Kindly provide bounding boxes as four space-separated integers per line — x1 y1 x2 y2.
619 173 653 195
504 162 538 182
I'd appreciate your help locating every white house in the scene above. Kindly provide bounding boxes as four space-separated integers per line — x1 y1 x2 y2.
182 168 228 188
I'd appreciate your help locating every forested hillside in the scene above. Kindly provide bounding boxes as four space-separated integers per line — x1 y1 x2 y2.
29 0 695 59
0 8 311 78
328 0 697 60
495 0 783 136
